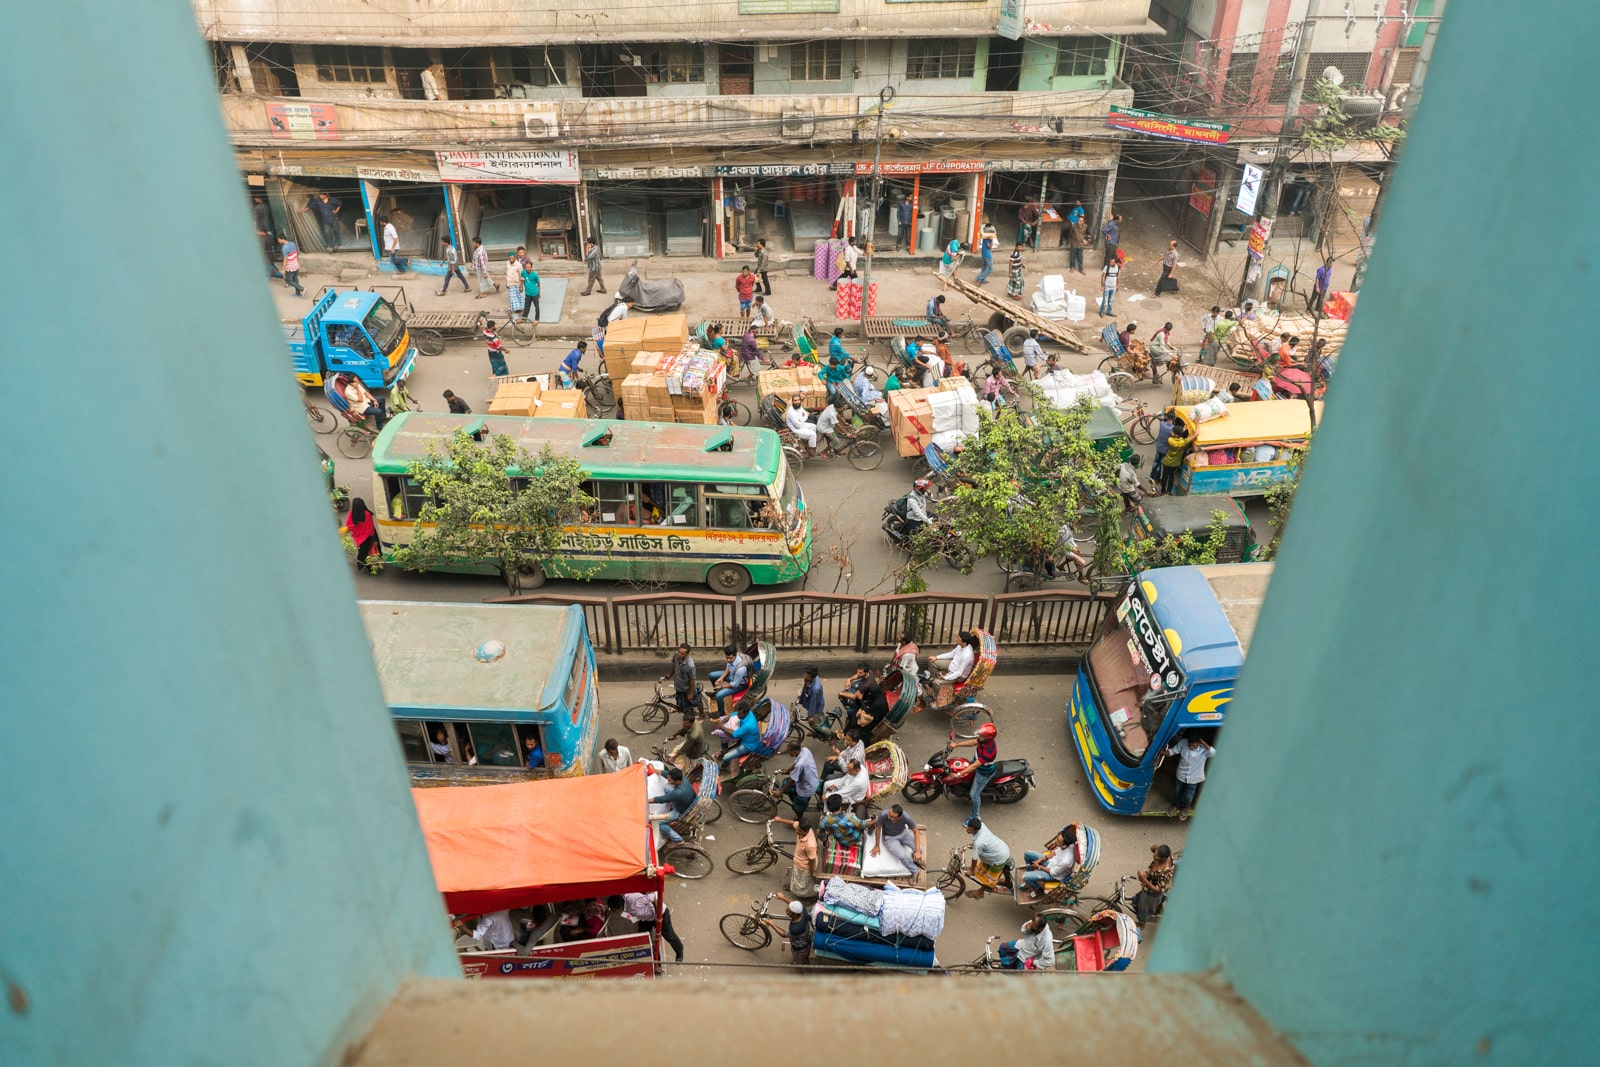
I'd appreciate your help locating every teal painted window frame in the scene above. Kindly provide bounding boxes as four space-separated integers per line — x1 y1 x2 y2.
907 40 978 80
1052 36 1112 78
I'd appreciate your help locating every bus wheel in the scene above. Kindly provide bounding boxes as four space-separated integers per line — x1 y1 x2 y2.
504 561 547 594
707 563 751 596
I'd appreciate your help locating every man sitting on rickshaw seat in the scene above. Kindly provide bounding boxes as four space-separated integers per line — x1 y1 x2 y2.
337 374 388 429
650 765 696 843
999 915 1056 971
822 758 869 807
818 793 866 848
836 663 872 717
1020 833 1079 899
964 816 1012 899
718 706 764 770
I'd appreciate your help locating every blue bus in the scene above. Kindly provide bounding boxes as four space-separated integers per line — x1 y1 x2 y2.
360 601 600 784
1066 564 1272 814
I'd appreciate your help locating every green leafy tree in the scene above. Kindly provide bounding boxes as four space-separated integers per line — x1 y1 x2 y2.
1120 512 1230 572
936 396 1123 580
389 431 595 592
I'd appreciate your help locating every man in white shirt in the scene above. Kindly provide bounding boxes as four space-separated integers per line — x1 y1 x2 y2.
750 296 776 329
823 757 869 805
597 738 634 773
1165 734 1216 818
934 632 977 683
1020 330 1046 379
1020 838 1078 895
814 403 843 454
851 366 881 405
622 891 683 965
1002 915 1056 970
380 215 406 274
468 910 515 951
784 394 818 451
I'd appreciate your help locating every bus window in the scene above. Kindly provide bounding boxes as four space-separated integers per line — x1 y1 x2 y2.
515 724 546 769
706 495 754 529
384 475 430 521
394 721 430 763
425 722 455 763
468 723 521 767
587 480 634 525
643 482 699 527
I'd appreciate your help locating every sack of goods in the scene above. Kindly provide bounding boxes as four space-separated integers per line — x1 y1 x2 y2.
1188 397 1229 423
1036 369 1117 410
1031 274 1070 321
1174 374 1216 406
926 380 980 452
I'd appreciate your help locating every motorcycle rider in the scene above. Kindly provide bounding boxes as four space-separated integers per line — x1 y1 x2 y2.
903 479 933 539
950 722 1000 820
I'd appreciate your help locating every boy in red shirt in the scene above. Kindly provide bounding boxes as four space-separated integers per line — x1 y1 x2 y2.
735 267 757 319
483 320 508 376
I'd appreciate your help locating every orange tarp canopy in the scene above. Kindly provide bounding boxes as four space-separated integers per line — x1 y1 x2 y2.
413 764 659 914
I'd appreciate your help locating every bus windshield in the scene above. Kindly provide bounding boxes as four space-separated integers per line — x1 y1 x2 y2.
364 301 405 354
1083 594 1181 764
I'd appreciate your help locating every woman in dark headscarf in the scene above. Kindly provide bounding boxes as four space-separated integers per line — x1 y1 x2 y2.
344 497 380 565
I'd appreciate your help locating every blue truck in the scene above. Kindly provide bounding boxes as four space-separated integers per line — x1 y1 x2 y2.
286 288 416 390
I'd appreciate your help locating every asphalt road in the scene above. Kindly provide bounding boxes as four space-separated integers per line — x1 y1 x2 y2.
594 671 1190 975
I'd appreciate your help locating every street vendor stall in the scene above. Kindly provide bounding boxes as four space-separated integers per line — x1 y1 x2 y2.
412 765 663 978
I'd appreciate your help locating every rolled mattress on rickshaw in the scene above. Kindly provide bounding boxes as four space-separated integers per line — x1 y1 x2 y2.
754 700 791 756
813 930 935 969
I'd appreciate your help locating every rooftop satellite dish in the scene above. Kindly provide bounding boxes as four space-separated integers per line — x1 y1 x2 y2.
1322 65 1345 86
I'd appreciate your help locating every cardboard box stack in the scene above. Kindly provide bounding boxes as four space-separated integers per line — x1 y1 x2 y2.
601 317 647 382
487 379 542 416
641 313 689 350
757 366 830 411
531 388 587 419
888 377 976 457
616 340 722 425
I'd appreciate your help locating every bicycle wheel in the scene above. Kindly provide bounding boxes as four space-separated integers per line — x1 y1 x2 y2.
1005 571 1044 593
305 404 338 435
586 378 615 410
725 845 779 875
337 427 372 459
414 329 446 357
719 913 772 951
720 399 751 426
935 867 966 901
621 701 670 735
703 798 724 825
847 440 883 471
1129 413 1158 445
664 844 712 880
728 788 778 823
783 445 805 474
505 318 536 346
850 422 883 444
1097 355 1121 375
950 703 994 740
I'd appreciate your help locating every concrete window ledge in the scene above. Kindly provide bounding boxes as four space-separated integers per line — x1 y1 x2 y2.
343 972 1308 1065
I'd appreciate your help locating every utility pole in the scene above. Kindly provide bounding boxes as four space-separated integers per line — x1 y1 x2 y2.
1244 0 1326 303
1358 0 1447 286
860 85 895 319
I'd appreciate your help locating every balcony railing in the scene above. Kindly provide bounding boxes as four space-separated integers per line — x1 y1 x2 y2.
218 86 1134 149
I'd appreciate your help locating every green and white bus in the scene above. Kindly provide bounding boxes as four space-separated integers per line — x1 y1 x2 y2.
370 413 812 593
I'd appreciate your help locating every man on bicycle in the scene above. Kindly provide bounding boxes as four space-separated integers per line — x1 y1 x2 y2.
650 766 696 844
559 341 587 388
780 739 818 817
670 644 697 716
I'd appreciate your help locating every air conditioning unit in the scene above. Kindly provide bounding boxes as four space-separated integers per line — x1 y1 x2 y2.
523 108 559 139
1338 92 1385 120
780 108 815 139
1385 83 1411 113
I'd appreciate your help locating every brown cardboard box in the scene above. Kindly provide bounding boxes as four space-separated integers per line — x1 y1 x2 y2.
531 388 587 419
604 318 646 346
487 380 543 416
758 365 828 409
641 313 689 348
631 351 666 374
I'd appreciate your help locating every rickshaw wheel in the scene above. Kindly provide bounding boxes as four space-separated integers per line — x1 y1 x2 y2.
665 844 713 880
415 330 445 356
847 441 883 471
1106 371 1139 397
950 704 994 740
305 404 339 435
719 399 751 426
1005 571 1044 593
935 867 966 900
702 799 724 825
337 428 372 459
719 913 771 950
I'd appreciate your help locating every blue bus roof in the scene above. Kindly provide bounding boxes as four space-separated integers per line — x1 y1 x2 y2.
1137 564 1272 684
323 290 382 326
359 601 584 715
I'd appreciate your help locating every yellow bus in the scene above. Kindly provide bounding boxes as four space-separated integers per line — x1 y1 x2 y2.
370 413 812 594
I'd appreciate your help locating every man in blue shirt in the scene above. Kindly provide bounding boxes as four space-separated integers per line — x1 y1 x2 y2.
894 197 914 251
780 738 818 816
711 644 749 716
653 766 697 843
560 340 586 388
719 707 763 770
797 667 827 723
1311 259 1333 313
926 294 950 330
1101 214 1122 267
523 733 545 769
850 366 882 406
827 327 848 365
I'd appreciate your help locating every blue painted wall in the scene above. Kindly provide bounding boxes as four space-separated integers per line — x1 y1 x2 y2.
1150 2 1599 1063
0 3 458 1065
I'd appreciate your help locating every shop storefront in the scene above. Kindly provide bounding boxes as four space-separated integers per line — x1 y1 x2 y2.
266 157 448 270
585 164 713 259
710 163 852 257
437 150 582 262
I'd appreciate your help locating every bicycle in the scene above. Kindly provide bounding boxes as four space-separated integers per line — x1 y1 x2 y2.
789 422 884 473
567 366 615 414
622 677 705 735
718 893 794 951
726 771 793 824
1116 397 1159 445
725 818 797 874
305 401 339 435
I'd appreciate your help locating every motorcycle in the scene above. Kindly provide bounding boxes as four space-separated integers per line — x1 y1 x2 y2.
882 498 975 571
616 262 685 313
902 736 1035 806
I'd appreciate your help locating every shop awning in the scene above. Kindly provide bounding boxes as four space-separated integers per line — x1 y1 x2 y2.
413 764 659 913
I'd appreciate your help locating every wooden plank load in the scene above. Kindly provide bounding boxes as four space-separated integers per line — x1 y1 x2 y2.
941 272 1091 353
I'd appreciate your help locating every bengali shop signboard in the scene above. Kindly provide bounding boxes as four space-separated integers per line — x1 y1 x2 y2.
436 150 582 184
265 103 338 140
459 932 656 979
1105 107 1230 146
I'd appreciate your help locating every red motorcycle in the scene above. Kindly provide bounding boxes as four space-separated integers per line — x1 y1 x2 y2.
902 734 1035 806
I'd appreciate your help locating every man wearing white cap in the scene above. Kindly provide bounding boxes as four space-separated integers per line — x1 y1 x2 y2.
785 394 818 451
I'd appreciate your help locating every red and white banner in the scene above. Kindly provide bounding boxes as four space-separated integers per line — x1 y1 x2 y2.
459 932 655 979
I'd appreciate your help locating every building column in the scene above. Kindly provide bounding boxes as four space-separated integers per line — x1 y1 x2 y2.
229 44 256 94
909 174 921 256
968 173 985 247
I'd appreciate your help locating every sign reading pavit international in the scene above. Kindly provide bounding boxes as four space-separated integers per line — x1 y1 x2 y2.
436 150 582 184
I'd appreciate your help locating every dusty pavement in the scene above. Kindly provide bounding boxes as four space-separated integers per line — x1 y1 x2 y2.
592 670 1192 975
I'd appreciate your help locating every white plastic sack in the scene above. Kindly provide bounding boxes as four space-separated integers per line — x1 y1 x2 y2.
1189 397 1229 423
928 390 963 434
1040 274 1066 302
930 429 972 451
1065 291 1087 322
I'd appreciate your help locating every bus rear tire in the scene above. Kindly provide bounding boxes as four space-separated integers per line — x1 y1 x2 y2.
707 563 752 596
504 561 547 594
